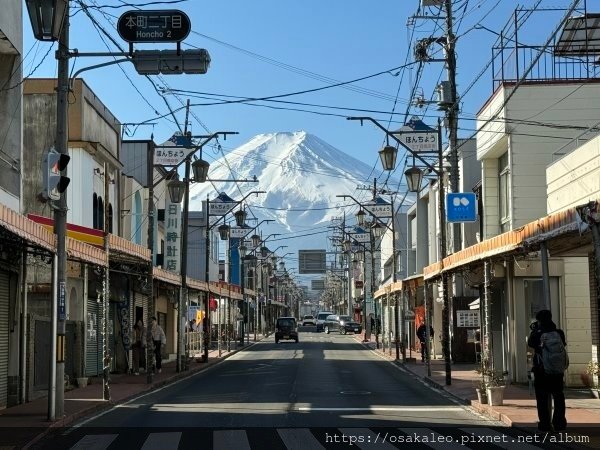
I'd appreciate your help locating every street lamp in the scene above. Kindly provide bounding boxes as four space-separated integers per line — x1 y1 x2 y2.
167 178 185 204
379 144 398 172
218 224 231 241
26 0 68 41
405 166 425 193
191 158 210 183
348 115 450 385
356 209 366 227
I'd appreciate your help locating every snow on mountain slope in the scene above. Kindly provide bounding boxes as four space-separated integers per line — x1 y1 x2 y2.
187 131 395 284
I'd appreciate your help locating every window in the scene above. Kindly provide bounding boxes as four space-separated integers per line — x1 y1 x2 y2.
93 193 98 229
498 152 510 230
108 204 113 234
98 197 104 231
132 191 142 244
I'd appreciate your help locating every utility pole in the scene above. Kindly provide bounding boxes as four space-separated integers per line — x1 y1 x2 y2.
54 8 69 420
177 100 191 372
444 0 462 257
146 139 155 384
102 162 111 400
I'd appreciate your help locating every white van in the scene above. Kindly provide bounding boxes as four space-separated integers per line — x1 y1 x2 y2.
315 311 333 332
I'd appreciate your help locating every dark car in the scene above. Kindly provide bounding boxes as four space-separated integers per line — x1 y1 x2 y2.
323 314 351 334
339 319 363 335
275 317 299 343
323 315 362 334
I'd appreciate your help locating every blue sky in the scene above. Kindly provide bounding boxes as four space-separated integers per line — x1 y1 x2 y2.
23 1 574 180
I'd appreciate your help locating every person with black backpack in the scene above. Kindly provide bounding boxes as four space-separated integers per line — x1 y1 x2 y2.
527 309 568 432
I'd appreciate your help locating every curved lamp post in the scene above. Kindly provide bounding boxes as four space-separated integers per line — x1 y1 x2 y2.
348 115 449 385
203 190 264 362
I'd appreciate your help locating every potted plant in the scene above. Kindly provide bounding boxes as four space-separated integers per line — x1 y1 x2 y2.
474 378 488 404
475 353 506 405
583 360 599 398
475 353 492 405
485 371 506 406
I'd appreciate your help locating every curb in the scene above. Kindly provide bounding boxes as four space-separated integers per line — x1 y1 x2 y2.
22 342 259 449
356 336 518 426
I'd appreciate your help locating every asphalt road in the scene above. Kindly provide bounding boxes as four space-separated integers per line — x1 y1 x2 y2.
32 332 584 449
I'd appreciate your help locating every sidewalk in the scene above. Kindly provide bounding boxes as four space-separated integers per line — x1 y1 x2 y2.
0 338 262 450
358 337 600 428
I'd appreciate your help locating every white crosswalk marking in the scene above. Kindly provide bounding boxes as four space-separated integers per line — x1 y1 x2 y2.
398 428 465 449
338 428 397 449
69 434 118 450
277 428 326 450
140 432 182 450
460 428 541 450
213 430 251 450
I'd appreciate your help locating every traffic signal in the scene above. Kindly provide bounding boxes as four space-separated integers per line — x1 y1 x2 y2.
42 148 70 201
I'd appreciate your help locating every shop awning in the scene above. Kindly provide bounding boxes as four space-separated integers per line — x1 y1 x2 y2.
423 200 586 280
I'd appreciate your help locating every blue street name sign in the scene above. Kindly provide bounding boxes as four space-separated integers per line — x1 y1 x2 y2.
446 193 477 223
58 281 66 320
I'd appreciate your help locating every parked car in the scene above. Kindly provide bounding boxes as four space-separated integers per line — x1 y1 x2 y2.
302 315 316 326
323 314 362 334
315 311 334 332
323 314 352 334
275 317 299 343
339 319 363 335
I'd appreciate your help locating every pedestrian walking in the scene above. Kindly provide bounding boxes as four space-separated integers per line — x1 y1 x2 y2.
416 323 434 362
151 316 166 373
527 309 569 432
131 319 146 375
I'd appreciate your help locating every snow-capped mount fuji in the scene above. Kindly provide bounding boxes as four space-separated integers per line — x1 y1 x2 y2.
187 131 390 279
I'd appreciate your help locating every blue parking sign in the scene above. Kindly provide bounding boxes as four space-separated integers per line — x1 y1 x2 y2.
446 193 477 223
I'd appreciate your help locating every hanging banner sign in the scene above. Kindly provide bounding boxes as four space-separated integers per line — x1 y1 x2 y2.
229 227 253 239
392 118 438 153
395 131 438 153
351 232 370 243
209 200 236 216
362 202 392 218
154 147 192 166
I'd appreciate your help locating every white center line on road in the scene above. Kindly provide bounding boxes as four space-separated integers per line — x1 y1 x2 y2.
294 407 464 412
69 434 118 450
140 432 182 450
277 429 326 450
213 430 251 450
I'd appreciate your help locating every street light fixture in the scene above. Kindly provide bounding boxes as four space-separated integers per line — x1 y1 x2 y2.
167 178 185 204
234 209 247 227
379 144 398 171
356 209 366 227
26 0 68 41
191 158 210 183
343 238 352 253
404 166 425 193
371 221 385 239
218 224 231 241
251 234 261 248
